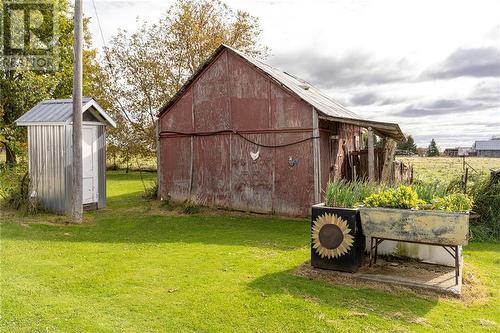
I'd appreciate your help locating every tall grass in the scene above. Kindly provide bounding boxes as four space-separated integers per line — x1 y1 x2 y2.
412 180 447 202
469 172 500 241
324 180 381 208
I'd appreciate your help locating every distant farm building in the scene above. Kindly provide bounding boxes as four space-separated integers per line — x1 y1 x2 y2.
16 98 116 213
474 139 500 157
443 147 475 157
157 45 405 215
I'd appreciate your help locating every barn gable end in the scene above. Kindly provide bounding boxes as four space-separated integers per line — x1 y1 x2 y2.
159 48 315 215
158 45 404 215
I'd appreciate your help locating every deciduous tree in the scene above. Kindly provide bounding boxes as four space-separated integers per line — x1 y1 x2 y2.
0 0 102 166
100 0 268 166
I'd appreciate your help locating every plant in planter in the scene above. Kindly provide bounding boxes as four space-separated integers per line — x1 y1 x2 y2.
359 185 473 284
360 185 472 245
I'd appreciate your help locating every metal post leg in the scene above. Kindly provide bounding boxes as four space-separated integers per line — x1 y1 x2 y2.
369 237 374 267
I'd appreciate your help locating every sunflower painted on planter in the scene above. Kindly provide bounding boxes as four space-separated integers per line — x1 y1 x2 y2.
312 213 354 259
311 205 365 273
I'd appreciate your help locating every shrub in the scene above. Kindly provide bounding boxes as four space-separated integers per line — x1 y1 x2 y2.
431 193 474 212
0 169 42 214
363 185 423 209
325 180 380 208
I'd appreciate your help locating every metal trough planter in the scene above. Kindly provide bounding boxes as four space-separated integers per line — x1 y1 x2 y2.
359 207 469 284
359 208 469 246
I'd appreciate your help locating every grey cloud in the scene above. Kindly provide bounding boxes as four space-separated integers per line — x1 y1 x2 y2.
464 121 500 129
350 93 378 105
394 99 493 117
412 134 486 148
270 51 411 88
349 92 404 106
469 80 500 103
394 79 499 117
424 47 500 79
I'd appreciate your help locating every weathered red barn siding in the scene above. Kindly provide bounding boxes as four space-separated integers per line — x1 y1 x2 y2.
159 49 317 215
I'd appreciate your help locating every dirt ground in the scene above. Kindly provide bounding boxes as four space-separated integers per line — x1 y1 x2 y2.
294 255 487 302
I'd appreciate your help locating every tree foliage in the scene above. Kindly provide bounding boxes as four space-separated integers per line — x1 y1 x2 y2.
99 0 268 165
397 135 417 154
426 138 440 157
0 0 103 165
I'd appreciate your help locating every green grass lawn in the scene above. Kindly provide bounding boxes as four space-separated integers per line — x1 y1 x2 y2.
1 171 499 332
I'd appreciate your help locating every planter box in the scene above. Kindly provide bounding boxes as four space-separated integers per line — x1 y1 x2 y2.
311 204 365 273
359 207 469 246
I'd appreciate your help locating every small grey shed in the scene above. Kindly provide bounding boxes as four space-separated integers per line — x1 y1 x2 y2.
16 98 116 214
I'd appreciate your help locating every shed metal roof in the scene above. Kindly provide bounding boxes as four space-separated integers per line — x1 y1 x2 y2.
158 44 404 141
16 98 116 127
475 140 500 150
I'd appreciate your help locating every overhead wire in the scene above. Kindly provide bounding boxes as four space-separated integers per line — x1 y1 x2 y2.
90 1 318 150
161 130 320 149
90 0 149 134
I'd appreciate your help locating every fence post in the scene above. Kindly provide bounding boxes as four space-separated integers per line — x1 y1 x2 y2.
463 167 469 194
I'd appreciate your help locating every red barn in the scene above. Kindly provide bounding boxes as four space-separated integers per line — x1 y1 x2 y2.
157 45 404 216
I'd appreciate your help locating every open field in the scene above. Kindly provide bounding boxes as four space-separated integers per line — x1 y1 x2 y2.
106 155 157 172
1 171 499 332
398 156 500 182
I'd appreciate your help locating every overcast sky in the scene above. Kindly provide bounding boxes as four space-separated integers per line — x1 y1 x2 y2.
84 0 500 148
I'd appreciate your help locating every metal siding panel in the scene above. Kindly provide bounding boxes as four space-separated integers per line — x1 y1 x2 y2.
160 136 191 201
227 51 271 130
160 90 193 132
273 132 315 216
97 126 106 208
230 133 274 213
193 52 230 132
26 125 66 214
271 84 312 129
192 135 231 207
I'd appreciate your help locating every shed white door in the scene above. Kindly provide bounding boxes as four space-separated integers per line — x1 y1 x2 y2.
82 126 98 204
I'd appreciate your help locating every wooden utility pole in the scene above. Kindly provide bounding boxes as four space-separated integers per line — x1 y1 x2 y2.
71 0 83 222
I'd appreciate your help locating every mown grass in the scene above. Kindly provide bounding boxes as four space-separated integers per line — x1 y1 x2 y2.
1 171 499 332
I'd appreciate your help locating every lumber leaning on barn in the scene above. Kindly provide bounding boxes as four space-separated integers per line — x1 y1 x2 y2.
381 138 397 183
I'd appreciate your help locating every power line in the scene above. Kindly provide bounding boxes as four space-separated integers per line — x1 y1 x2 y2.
91 0 107 51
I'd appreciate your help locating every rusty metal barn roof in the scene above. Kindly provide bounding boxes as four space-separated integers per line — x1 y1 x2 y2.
16 98 116 127
159 44 404 141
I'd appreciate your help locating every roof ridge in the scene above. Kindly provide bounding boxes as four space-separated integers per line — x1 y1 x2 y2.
159 44 404 140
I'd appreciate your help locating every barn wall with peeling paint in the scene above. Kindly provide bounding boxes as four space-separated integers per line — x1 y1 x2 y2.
158 49 364 216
